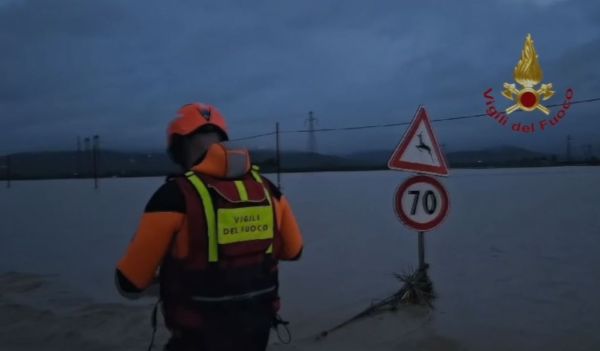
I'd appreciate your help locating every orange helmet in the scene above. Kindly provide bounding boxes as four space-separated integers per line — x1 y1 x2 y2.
167 103 229 146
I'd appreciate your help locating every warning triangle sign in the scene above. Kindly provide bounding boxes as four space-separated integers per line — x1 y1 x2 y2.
388 106 449 176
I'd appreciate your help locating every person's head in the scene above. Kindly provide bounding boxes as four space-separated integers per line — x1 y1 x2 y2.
167 103 229 170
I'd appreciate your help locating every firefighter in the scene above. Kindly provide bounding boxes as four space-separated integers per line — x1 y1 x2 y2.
115 103 303 350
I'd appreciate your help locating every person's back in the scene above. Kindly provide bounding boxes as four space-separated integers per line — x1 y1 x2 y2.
115 103 304 351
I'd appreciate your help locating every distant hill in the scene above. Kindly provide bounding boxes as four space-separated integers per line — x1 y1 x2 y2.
0 145 590 180
446 145 548 164
343 146 555 168
0 149 358 179
1 150 178 179
343 150 391 168
250 150 354 171
446 146 563 168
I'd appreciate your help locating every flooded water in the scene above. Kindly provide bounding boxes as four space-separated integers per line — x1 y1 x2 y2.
1 167 599 350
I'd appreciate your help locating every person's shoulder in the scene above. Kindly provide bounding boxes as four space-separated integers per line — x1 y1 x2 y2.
144 176 186 213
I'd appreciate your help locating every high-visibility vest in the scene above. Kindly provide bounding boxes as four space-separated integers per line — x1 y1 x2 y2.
184 168 275 263
159 167 280 331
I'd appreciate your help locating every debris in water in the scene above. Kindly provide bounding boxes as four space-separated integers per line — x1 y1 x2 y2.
317 264 434 340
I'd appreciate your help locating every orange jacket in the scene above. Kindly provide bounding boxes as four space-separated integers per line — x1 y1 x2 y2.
117 143 303 291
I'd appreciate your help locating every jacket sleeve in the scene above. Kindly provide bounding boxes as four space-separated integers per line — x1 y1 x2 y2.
275 196 304 261
116 181 185 293
117 212 184 291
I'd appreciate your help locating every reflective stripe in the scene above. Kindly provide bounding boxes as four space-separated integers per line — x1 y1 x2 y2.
191 285 277 302
250 169 262 183
234 181 249 201
185 170 274 261
186 172 219 263
251 169 273 254
251 170 272 206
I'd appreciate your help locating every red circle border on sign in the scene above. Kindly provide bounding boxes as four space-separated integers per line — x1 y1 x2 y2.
394 175 450 232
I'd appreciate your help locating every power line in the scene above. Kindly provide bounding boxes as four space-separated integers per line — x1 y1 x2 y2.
229 96 600 142
230 132 276 142
548 96 600 106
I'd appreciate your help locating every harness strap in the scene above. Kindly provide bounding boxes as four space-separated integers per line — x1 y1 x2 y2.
191 285 277 302
251 169 274 254
185 171 219 263
234 180 249 201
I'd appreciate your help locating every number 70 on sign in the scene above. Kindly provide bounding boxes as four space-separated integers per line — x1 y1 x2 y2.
394 175 450 232
407 190 438 215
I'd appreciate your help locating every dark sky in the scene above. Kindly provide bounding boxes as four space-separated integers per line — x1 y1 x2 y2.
1 0 599 156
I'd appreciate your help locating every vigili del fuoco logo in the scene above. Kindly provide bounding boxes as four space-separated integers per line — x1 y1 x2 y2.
483 34 574 134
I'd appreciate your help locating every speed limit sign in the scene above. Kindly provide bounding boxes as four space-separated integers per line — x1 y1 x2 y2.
394 175 449 231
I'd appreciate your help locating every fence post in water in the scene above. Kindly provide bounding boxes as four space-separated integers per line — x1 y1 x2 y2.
76 136 82 177
275 122 281 190
418 231 425 270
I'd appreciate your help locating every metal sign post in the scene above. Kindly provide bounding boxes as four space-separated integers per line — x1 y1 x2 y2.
401 174 446 270
418 231 425 270
393 174 448 305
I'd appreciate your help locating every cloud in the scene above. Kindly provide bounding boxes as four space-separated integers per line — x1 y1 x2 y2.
0 0 599 154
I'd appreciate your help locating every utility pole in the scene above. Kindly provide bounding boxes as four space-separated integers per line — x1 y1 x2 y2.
76 136 82 177
92 135 99 189
275 122 281 190
84 137 91 177
305 111 318 154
